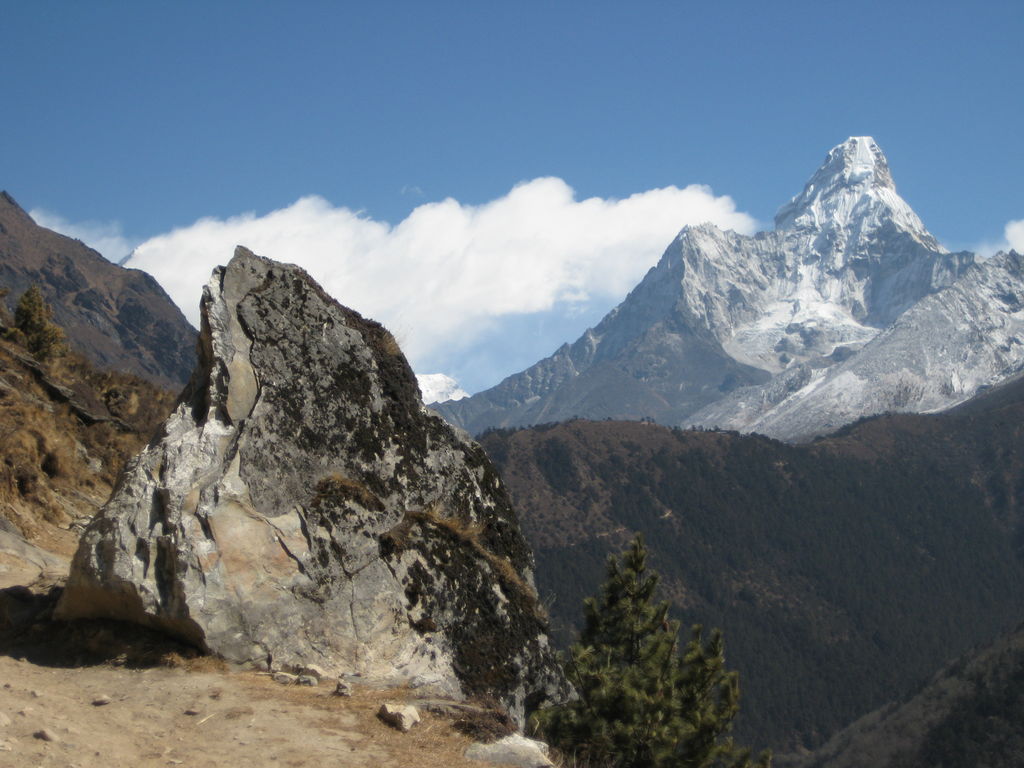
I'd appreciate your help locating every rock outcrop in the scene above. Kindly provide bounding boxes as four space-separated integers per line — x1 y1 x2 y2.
56 247 565 724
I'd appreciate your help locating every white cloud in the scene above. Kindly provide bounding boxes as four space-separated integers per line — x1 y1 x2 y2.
1007 220 1024 253
973 219 1024 259
125 178 756 386
29 209 137 263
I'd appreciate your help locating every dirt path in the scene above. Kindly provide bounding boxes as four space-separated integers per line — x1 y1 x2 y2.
0 654 496 768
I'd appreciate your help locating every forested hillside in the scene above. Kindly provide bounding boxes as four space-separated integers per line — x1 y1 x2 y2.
798 622 1024 768
480 379 1024 751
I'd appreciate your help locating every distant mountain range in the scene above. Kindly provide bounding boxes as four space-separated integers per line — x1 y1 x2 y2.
480 372 1024 751
0 191 195 388
440 137 1021 440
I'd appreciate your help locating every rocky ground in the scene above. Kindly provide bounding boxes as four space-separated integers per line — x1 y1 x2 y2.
0 654 504 768
0 554 517 768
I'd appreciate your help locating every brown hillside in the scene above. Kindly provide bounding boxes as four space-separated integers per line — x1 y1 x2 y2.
0 191 196 388
0 336 174 556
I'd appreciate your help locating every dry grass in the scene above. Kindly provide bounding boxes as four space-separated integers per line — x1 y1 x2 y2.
380 331 403 357
312 473 385 511
400 502 547 623
163 652 230 674
0 338 173 551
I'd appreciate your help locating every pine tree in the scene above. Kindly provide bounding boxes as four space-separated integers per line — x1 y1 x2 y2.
535 535 770 768
12 284 65 360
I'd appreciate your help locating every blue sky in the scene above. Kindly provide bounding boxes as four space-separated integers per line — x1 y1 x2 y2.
2 1 1022 393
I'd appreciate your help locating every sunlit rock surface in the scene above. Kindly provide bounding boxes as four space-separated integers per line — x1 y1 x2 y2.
57 247 565 725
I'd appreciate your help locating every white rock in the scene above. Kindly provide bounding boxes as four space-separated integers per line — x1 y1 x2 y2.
298 664 327 680
465 734 554 768
377 702 420 732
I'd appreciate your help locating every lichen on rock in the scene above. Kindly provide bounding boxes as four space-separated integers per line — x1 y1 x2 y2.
56 247 566 724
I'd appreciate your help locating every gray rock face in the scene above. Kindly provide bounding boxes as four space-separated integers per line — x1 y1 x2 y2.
437 138 993 440
55 247 565 725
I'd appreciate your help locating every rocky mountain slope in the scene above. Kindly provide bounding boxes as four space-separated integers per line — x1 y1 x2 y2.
438 138 1020 440
479 376 1024 750
56 248 566 725
0 191 196 388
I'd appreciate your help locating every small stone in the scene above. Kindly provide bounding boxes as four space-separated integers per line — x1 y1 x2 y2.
29 690 40 698
377 702 420 732
331 680 352 697
296 675 318 687
0 739 13 751
183 708 202 716
0 711 10 727
298 664 327 680
91 695 112 706
33 728 59 742
272 672 297 685
464 734 554 768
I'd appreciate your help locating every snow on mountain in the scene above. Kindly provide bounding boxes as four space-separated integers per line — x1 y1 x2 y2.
417 373 469 404
774 136 942 254
692 249 1024 439
438 137 1012 440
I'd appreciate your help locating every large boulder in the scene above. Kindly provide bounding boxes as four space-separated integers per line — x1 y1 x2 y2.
56 247 565 724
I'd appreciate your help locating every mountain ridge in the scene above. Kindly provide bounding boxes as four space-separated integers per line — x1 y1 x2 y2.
437 138 1000 440
0 191 196 388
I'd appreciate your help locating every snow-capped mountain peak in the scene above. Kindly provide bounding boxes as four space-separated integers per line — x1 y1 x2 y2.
436 137 986 441
774 136 943 254
417 373 469 404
